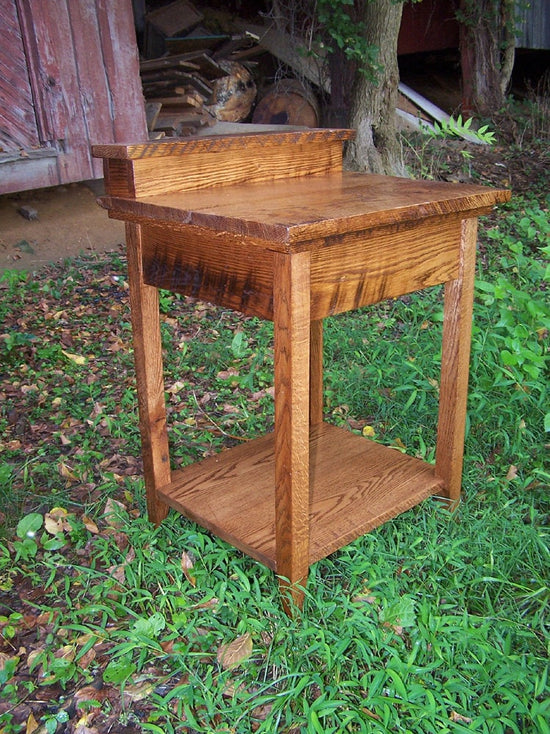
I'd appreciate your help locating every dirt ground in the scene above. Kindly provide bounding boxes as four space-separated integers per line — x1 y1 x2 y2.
0 181 125 273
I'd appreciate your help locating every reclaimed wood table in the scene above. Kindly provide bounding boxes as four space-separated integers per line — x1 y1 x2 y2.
93 130 510 610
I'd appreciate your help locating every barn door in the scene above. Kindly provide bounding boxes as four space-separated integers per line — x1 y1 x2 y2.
0 0 147 194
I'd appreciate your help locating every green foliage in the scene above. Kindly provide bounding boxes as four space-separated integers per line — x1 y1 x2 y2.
426 114 497 145
315 0 379 78
0 184 548 730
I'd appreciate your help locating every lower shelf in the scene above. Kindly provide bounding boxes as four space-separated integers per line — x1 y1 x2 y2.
158 422 445 570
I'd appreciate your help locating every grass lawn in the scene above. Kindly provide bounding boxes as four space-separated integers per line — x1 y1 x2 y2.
0 120 548 732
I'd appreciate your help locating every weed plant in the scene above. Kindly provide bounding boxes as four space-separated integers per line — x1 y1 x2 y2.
1 164 548 731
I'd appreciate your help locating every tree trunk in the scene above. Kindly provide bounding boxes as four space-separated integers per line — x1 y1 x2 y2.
459 0 516 116
345 0 405 175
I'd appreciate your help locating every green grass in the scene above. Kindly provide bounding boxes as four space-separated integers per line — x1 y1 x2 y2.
0 191 548 731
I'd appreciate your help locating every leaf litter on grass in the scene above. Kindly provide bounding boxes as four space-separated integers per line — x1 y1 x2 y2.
1 121 549 732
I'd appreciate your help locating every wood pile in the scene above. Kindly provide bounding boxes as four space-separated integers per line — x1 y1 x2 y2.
141 0 264 138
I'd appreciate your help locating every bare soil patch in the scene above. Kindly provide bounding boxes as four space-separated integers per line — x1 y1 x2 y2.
0 182 125 273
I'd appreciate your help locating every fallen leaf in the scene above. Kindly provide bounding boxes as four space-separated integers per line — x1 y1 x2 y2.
123 678 158 702
25 712 40 734
392 437 407 451
362 425 376 438
217 632 253 670
103 498 126 527
181 550 196 587
428 377 440 392
62 349 88 365
82 515 99 534
449 711 473 724
506 464 518 481
59 461 79 482
44 507 71 535
55 644 76 662
353 591 378 605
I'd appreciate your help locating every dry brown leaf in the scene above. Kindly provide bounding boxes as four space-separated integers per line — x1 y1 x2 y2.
73 685 108 710
103 498 126 527
25 712 40 734
353 591 377 605
78 646 96 670
123 679 158 702
62 349 87 365
44 507 71 535
217 632 253 670
59 461 79 482
55 644 76 662
108 564 126 584
506 464 518 481
181 550 196 587
82 515 99 534
449 711 473 724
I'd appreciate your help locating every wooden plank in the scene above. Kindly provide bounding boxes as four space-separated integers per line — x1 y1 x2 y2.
310 217 461 317
435 217 478 507
101 141 345 198
92 128 354 159
65 0 117 180
146 102 162 131
157 423 443 569
5 0 145 192
140 223 274 319
98 172 510 247
236 21 330 93
126 223 171 524
95 0 148 142
140 56 201 73
0 0 40 151
310 320 324 425
273 251 311 609
15 0 91 183
145 0 203 37
0 155 61 194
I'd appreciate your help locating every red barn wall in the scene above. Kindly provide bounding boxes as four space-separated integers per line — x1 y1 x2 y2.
0 0 147 195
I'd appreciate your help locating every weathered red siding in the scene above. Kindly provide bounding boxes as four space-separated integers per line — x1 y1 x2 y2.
0 0 147 194
0 0 41 150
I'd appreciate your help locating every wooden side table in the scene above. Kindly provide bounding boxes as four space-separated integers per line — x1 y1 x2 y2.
93 130 510 610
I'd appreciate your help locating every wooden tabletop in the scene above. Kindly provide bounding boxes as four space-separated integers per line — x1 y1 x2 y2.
100 171 511 250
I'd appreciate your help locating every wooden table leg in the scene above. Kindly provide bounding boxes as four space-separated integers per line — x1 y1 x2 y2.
310 320 324 426
273 251 311 612
435 217 478 508
126 223 171 524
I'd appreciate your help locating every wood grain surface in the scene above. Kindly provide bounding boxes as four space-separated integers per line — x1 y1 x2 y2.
93 131 511 610
92 128 355 159
273 251 311 606
157 423 443 568
99 172 510 247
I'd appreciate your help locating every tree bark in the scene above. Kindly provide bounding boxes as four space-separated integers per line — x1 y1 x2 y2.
459 0 516 116
345 0 405 175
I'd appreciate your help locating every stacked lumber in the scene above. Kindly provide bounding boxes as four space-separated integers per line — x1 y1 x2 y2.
141 1 261 138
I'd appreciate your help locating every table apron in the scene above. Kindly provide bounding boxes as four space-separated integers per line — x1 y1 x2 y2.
140 216 464 320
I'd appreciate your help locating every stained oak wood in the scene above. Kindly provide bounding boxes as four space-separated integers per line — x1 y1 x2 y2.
126 223 171 524
435 218 478 506
101 141 346 198
156 423 444 568
92 128 354 159
93 129 511 612
309 320 324 426
273 252 311 608
99 172 509 247
140 223 274 319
